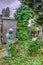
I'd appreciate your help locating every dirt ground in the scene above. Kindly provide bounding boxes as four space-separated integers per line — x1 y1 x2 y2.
0 44 6 57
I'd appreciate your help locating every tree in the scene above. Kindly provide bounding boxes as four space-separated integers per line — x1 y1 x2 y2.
5 7 10 17
20 0 42 8
15 5 35 42
19 0 43 30
2 8 6 17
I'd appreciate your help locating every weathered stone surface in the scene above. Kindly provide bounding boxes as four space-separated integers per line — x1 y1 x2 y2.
2 19 17 43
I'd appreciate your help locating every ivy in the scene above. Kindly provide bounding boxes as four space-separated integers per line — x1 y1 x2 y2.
15 5 35 42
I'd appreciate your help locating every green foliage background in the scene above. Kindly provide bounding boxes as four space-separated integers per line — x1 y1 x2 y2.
19 0 43 26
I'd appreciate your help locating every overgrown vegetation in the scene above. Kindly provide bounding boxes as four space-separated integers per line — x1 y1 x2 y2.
3 5 43 65
0 55 43 65
0 0 43 65
15 5 35 42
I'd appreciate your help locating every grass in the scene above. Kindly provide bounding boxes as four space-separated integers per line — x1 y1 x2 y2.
0 40 43 65
0 55 43 65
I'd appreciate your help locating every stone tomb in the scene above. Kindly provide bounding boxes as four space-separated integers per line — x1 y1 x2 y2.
2 18 17 43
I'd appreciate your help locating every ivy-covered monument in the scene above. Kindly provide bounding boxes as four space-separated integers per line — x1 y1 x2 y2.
15 5 35 42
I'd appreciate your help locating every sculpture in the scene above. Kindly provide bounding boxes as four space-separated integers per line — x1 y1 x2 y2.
5 28 13 57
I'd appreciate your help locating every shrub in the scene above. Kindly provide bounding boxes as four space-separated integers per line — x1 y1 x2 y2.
32 56 42 65
28 40 42 55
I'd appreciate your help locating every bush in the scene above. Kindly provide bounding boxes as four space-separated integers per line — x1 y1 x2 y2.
28 40 42 55
32 56 42 65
